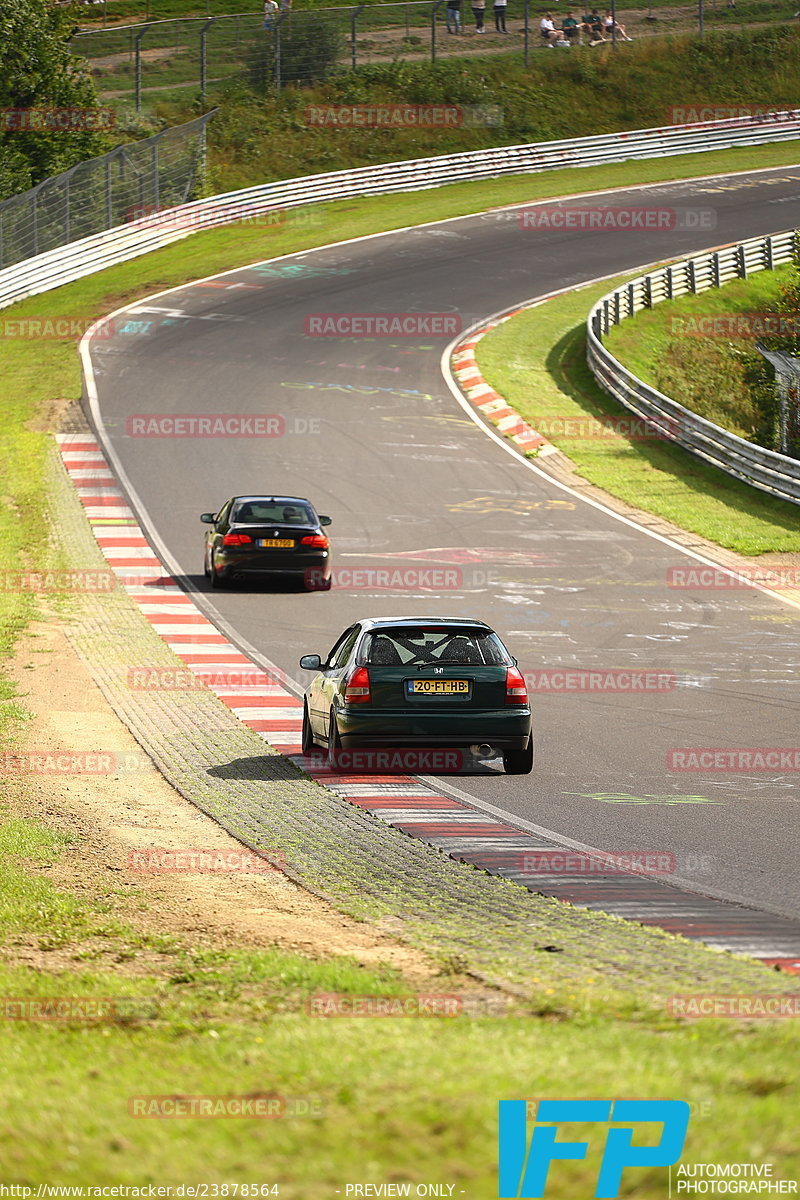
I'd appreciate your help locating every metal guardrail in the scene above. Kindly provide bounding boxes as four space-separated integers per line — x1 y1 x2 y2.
0 110 798 325
586 230 800 507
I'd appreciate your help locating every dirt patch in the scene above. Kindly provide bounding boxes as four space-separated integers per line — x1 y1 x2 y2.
4 612 441 984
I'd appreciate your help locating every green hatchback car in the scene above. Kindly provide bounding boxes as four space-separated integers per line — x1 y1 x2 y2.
299 616 533 775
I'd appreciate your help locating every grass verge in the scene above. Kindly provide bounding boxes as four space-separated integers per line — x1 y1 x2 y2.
1 815 799 1190
1 144 800 1186
476 270 800 555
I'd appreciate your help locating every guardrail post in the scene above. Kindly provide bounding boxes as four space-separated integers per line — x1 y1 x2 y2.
134 25 151 113
603 299 611 335
627 281 635 316
431 0 445 62
738 243 748 279
688 259 697 293
666 264 673 299
765 236 774 271
613 291 621 324
644 275 653 308
200 18 214 98
712 251 720 288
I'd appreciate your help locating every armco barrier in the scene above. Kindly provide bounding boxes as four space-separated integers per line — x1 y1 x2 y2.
587 230 800 507
1 111 799 313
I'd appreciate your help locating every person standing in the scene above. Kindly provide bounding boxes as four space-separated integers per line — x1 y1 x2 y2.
263 0 278 28
493 0 508 32
472 0 486 33
446 0 462 33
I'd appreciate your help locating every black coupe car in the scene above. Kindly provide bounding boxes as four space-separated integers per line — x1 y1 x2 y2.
299 616 533 774
202 495 332 589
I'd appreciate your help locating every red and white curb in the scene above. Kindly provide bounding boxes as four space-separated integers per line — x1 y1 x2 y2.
57 432 800 976
451 314 558 457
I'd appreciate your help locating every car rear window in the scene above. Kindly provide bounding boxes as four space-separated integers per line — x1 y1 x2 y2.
359 627 511 667
233 501 315 525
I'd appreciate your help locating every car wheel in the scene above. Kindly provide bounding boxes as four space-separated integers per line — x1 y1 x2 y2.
503 734 533 776
301 701 315 755
210 552 226 589
327 708 342 768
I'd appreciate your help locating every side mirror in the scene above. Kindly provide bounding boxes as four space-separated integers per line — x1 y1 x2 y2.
299 654 322 671
318 515 332 527
200 512 217 524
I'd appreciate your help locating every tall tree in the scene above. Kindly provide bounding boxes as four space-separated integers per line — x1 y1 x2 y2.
0 0 110 198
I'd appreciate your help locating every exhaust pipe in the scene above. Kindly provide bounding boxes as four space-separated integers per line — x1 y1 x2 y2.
476 744 493 758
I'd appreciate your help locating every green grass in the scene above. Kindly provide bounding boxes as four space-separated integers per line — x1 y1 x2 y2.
605 266 792 444
2 142 800 1186
85 23 800 168
0 819 798 1191
476 268 800 555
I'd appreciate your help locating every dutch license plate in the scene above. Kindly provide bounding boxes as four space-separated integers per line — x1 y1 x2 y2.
407 679 470 696
257 538 294 548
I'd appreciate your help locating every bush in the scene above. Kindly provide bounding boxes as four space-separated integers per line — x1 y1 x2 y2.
248 14 344 91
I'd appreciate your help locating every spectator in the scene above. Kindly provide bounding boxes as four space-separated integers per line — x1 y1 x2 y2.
540 11 559 42
581 8 605 41
263 0 278 27
472 0 486 32
494 0 509 31
446 0 462 32
562 10 581 42
603 9 633 38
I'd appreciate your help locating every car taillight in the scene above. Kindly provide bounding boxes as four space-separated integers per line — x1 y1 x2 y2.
505 665 528 705
222 532 253 547
344 665 371 704
300 534 329 549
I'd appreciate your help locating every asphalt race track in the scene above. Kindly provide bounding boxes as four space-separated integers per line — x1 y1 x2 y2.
87 166 800 924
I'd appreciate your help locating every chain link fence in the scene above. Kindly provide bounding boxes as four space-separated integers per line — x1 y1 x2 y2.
0 111 214 269
73 1 800 109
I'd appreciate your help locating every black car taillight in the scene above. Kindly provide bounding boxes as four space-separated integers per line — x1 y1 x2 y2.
300 534 329 549
222 532 253 547
345 665 371 704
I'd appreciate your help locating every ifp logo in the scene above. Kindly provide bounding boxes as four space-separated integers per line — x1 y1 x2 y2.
498 1099 690 1198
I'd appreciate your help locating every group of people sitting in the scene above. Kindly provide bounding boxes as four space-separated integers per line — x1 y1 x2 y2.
443 0 631 39
540 8 632 44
